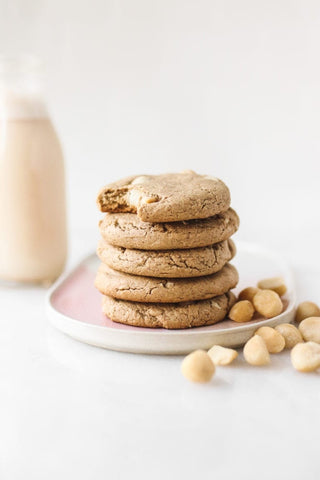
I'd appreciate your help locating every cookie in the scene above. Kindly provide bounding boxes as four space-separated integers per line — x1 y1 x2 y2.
95 263 238 303
99 208 239 251
97 171 230 222
97 239 236 278
102 292 236 329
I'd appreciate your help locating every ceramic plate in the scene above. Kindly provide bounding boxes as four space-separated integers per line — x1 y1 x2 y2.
46 242 296 354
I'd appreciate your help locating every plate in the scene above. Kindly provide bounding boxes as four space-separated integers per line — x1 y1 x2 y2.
46 242 296 354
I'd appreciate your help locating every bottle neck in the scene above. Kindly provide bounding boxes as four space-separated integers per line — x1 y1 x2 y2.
0 55 48 119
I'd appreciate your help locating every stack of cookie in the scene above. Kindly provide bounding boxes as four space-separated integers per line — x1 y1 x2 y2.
95 171 239 329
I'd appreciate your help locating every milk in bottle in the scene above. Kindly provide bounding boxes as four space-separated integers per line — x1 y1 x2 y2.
0 55 67 284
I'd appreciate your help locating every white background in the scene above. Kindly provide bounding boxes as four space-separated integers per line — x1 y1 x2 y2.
1 1 320 479
1 0 320 261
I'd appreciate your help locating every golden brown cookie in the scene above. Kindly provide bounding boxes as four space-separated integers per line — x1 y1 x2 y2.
102 292 236 329
99 208 239 251
95 263 238 303
97 239 236 278
97 171 230 222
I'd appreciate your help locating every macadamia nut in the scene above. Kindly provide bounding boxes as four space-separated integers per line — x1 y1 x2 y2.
181 350 215 383
257 276 287 296
254 326 285 353
229 300 255 323
208 345 238 366
253 289 283 318
299 317 320 344
243 335 270 366
238 287 260 303
275 323 303 349
295 302 320 324
291 342 320 372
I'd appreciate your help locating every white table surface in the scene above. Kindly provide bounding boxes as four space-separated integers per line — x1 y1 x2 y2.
1 229 320 480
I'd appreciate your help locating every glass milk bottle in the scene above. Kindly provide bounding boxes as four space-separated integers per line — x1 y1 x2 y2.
0 55 67 285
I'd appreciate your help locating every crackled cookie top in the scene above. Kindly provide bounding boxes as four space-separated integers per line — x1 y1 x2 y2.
95 263 239 303
97 239 236 278
99 208 239 251
97 171 230 222
102 292 236 329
